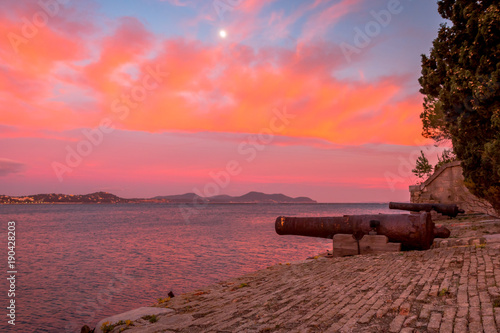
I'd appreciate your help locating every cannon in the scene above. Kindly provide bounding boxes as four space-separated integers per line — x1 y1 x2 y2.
389 202 465 217
275 213 450 251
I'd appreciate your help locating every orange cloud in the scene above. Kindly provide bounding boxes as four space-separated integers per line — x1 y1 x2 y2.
83 17 154 93
0 0 425 146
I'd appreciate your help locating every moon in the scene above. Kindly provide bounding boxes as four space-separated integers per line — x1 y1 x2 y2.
219 30 227 38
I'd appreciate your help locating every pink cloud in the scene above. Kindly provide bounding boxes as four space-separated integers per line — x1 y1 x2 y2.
300 0 363 44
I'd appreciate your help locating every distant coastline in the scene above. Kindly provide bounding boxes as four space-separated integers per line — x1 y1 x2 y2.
0 191 317 204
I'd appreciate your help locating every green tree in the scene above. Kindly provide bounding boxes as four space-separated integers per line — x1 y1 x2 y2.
412 151 433 183
419 0 500 213
435 149 457 170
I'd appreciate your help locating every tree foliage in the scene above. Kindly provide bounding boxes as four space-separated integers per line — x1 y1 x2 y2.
412 151 433 182
435 148 457 170
419 0 500 212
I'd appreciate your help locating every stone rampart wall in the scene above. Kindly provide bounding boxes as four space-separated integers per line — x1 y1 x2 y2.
409 161 494 214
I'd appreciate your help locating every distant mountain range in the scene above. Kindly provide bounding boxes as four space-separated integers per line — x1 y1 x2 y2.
0 191 316 204
154 191 316 203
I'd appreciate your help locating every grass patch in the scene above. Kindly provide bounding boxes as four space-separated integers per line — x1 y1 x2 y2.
101 320 129 333
230 282 250 291
438 288 450 297
101 321 114 333
157 297 170 304
141 314 158 323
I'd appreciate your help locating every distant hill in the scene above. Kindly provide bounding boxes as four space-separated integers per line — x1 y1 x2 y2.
0 191 316 204
154 191 316 203
0 192 130 204
153 193 206 203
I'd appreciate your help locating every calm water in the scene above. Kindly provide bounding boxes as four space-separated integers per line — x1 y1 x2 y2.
0 203 396 332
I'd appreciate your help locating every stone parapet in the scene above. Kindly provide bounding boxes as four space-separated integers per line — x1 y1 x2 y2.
409 161 494 214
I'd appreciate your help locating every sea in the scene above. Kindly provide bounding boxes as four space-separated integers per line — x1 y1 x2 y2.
0 203 398 332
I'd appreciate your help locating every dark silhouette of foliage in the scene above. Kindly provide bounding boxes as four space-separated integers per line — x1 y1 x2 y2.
419 0 500 213
412 151 433 183
435 149 457 170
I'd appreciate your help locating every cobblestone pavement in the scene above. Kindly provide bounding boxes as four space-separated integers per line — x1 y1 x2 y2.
102 239 500 333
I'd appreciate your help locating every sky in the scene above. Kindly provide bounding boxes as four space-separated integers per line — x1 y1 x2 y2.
0 0 448 202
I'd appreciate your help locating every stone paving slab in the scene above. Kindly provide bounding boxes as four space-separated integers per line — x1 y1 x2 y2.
100 238 500 333
95 307 174 332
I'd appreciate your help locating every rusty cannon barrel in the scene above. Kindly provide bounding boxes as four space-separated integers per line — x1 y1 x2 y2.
389 202 465 217
275 213 450 250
